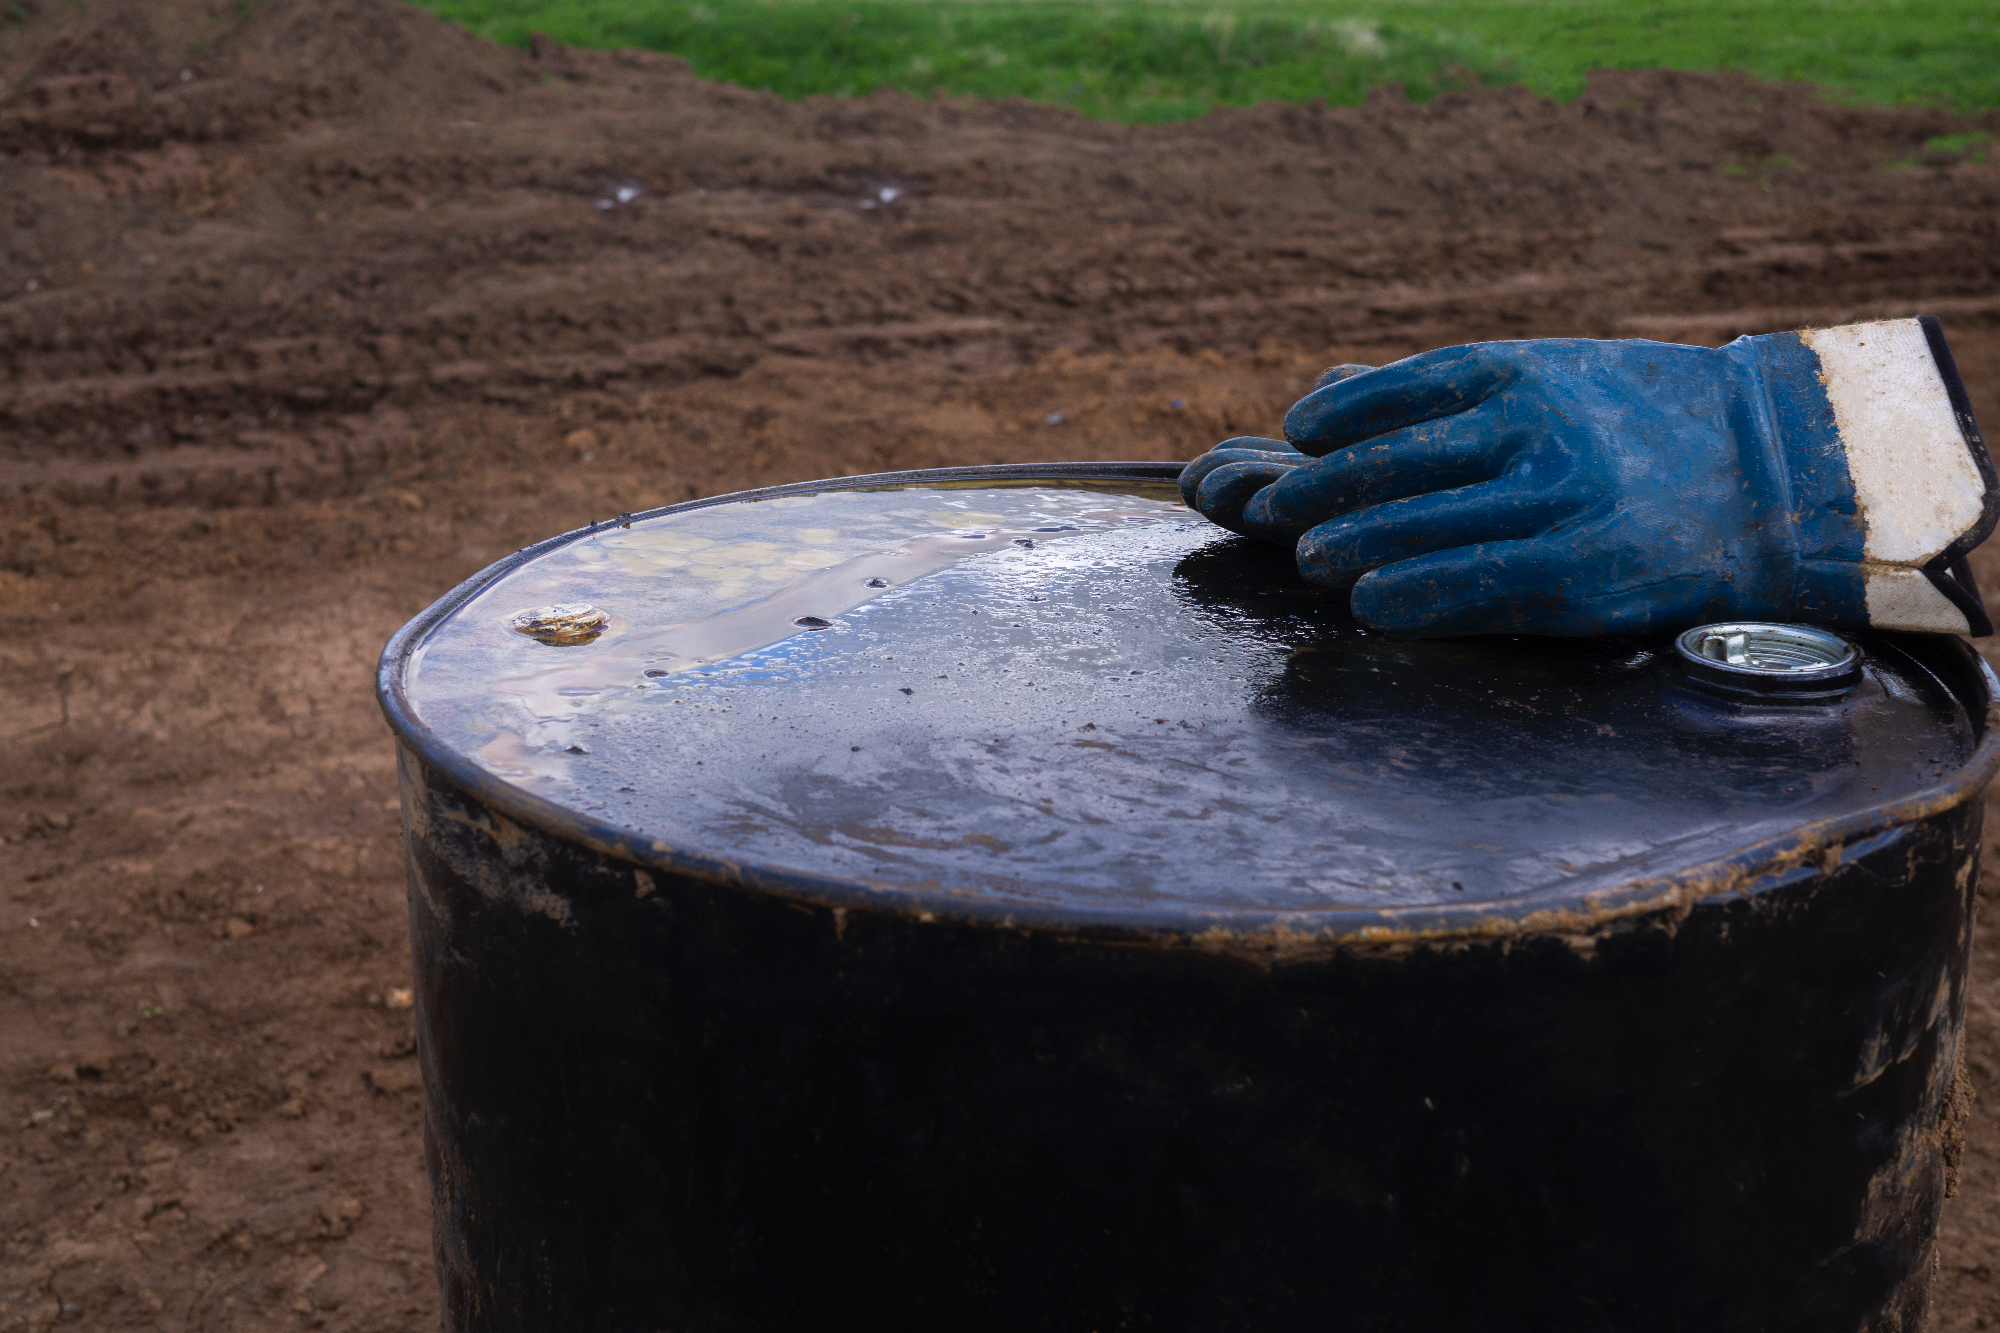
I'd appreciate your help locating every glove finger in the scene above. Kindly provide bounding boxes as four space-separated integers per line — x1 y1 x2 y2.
1242 404 1514 536
1296 484 1581 590
1178 441 1300 508
1309 363 1375 392
1348 532 1699 638
1214 435 1300 454
1194 460 1298 536
1284 343 1516 457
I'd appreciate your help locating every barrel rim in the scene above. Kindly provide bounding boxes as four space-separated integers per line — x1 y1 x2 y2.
376 462 2000 946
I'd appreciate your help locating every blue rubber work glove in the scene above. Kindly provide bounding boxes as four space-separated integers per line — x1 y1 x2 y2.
1179 318 1997 637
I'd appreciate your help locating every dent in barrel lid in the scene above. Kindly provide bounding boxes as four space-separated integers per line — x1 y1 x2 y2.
396 475 1975 922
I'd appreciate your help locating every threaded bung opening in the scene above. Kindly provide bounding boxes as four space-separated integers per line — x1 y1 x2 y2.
1674 622 1859 692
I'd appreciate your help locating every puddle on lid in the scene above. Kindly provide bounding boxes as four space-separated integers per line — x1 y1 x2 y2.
407 481 1189 784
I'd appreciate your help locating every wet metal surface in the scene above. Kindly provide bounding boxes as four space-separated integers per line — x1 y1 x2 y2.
398 473 1976 917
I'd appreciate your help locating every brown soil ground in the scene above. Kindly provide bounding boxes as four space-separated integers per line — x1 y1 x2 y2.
4 0 2000 1328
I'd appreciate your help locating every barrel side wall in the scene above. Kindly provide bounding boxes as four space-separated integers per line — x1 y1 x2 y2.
398 746 1979 1333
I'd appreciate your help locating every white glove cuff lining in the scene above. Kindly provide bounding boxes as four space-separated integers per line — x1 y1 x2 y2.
1800 318 1984 567
1863 567 1972 635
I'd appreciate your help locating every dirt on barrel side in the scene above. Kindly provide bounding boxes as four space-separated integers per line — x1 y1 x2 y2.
2 0 1999 1327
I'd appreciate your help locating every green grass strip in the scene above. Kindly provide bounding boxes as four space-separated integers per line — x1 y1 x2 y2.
406 0 2000 122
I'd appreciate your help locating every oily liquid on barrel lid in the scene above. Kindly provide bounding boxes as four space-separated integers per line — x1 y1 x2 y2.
401 479 1974 917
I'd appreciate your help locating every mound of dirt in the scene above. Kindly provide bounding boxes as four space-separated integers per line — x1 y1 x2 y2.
3 1 1999 1328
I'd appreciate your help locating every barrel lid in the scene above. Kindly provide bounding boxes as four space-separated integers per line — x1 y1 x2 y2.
380 464 1996 940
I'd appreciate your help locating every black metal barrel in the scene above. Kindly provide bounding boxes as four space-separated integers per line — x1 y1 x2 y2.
377 463 1998 1333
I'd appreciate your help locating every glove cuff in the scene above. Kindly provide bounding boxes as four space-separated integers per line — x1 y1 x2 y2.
1752 316 1998 636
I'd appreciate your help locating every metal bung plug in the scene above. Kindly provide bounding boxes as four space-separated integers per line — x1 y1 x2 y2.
509 603 608 646
1674 622 1860 696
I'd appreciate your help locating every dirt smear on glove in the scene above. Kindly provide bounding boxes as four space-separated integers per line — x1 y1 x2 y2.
4 0 2000 1327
